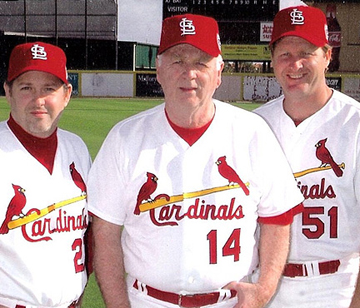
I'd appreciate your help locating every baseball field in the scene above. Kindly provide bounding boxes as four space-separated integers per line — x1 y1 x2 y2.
0 97 262 307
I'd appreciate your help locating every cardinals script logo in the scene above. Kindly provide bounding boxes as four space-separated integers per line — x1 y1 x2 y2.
0 162 88 241
134 156 249 226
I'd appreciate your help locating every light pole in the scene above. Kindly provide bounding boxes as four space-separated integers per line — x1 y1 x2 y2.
55 0 58 45
115 0 118 70
23 0 27 42
85 0 88 69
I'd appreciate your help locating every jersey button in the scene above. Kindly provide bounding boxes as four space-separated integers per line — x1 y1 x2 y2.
188 276 195 284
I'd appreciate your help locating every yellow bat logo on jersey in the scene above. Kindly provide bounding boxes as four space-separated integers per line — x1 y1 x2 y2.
293 162 345 178
7 194 86 230
139 184 248 213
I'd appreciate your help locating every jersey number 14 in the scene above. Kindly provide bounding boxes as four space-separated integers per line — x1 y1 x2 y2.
207 229 241 264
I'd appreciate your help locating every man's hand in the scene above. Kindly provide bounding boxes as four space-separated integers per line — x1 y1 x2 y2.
223 223 291 308
224 281 272 308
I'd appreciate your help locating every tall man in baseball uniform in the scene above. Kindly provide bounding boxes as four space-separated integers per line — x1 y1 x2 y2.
88 14 304 308
0 42 91 308
255 5 360 308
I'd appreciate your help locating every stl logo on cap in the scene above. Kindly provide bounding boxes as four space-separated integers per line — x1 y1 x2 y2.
7 41 68 84
180 17 196 36
270 6 328 47
158 14 221 57
290 8 305 25
31 44 48 60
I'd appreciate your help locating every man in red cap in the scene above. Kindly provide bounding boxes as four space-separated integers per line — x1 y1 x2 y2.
0 42 91 308
255 5 360 307
89 14 304 307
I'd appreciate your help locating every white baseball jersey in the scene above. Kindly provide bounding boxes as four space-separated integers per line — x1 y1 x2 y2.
255 90 360 307
0 121 91 308
88 100 303 296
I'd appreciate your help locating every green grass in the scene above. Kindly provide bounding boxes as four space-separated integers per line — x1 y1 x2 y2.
58 98 163 159
0 97 261 307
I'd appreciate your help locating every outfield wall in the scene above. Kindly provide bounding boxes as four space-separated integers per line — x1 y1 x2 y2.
69 70 360 102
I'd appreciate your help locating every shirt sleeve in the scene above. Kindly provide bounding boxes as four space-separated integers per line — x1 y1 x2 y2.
258 203 304 225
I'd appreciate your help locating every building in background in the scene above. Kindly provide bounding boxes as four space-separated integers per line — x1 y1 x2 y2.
0 0 121 72
0 0 359 97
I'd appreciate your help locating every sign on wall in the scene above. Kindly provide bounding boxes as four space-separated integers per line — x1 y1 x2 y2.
260 22 273 42
243 76 282 101
222 45 271 61
343 76 360 102
136 73 164 97
68 73 79 96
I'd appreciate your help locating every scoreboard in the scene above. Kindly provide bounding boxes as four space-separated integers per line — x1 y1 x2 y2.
163 0 279 44
163 0 279 21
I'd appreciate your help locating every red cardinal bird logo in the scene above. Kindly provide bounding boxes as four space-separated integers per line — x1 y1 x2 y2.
216 156 249 196
0 184 27 234
70 162 87 194
134 172 158 215
315 138 343 177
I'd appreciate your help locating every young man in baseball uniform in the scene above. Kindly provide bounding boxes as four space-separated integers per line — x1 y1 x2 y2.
255 6 360 308
88 14 304 308
0 42 91 308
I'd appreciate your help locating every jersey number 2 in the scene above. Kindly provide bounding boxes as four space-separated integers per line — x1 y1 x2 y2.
72 238 85 273
207 229 241 264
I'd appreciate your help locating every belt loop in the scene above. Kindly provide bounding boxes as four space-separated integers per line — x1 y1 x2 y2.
304 262 312 277
217 289 233 303
178 294 183 307
302 263 308 276
311 261 321 276
304 261 320 277
134 279 148 294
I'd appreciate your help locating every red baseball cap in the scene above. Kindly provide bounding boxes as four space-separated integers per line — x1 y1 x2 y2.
270 6 328 47
7 41 68 84
158 14 221 57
